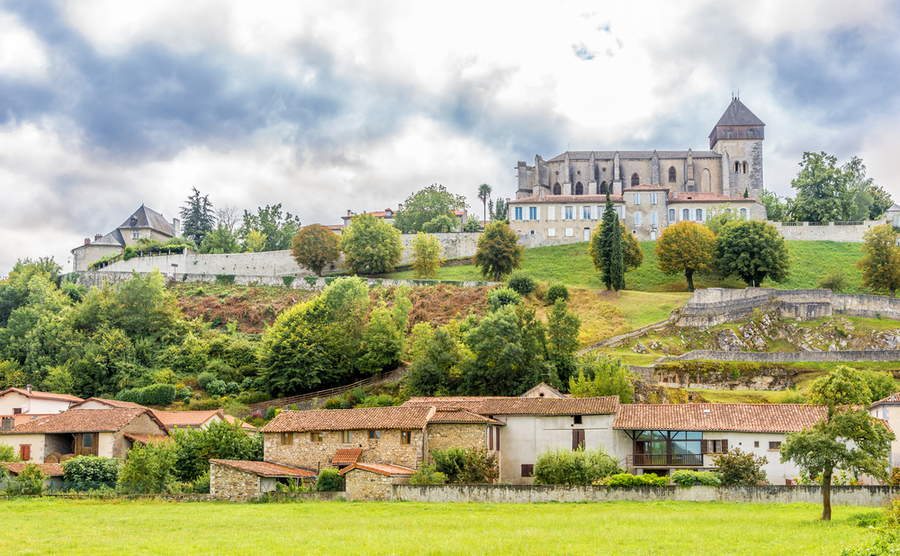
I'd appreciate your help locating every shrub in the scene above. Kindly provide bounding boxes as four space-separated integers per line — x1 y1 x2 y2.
315 468 343 492
322 397 344 410
177 386 193 399
197 371 217 390
265 406 279 420
818 268 846 292
430 447 499 484
532 447 621 486
890 467 900 487
117 384 177 406
61 456 120 491
604 473 669 487
0 444 19 462
118 443 175 494
507 271 537 296
487 287 522 312
192 473 211 494
7 463 46 495
546 283 569 304
670 470 723 487
711 448 768 486
183 397 191 405
206 380 228 397
410 463 448 485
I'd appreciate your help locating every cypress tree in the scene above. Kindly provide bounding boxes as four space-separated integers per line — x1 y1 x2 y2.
608 217 626 291
597 193 619 289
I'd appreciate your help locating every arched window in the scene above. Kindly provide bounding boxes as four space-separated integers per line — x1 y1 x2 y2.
631 173 640 187
600 181 608 194
734 162 740 174
668 166 676 182
740 208 748 218
553 183 561 195
575 182 583 195
742 161 748 174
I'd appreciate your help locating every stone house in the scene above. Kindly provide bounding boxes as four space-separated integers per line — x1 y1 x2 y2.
870 393 900 468
339 462 414 501
209 459 316 502
0 408 169 463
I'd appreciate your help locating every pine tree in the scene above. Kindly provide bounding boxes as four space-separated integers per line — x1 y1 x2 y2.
179 187 216 247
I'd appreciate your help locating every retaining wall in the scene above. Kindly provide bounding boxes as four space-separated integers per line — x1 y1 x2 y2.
393 484 898 506
770 220 883 242
654 350 900 365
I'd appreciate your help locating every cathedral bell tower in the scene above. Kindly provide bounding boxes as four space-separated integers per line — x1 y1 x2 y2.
709 97 765 198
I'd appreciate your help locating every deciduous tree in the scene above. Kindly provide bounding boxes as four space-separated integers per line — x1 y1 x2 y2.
655 221 716 292
715 220 790 287
393 184 466 233
757 188 791 222
291 225 341 276
341 213 403 275
858 223 900 298
789 152 854 222
199 225 240 254
473 221 523 281
410 232 443 279
240 204 302 252
568 353 634 403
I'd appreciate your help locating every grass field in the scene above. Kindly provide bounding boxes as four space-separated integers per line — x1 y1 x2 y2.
0 498 879 556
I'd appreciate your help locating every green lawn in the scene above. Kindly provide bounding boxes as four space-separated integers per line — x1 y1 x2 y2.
0 498 879 555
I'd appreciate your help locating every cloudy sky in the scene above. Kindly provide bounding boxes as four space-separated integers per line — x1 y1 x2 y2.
1 0 899 275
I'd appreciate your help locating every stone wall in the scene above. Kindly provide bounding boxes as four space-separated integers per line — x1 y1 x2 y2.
654 349 900 365
393 484 898 506
209 461 260 502
424 423 491 460
771 220 886 242
264 429 425 471
344 468 410 501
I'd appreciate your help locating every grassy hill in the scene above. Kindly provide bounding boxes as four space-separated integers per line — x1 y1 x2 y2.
383 240 868 293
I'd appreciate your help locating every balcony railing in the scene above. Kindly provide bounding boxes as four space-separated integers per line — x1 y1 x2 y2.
631 453 703 467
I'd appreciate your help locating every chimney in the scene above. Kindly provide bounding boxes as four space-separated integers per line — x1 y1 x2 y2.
84 238 91 245
94 234 102 241
26 384 32 395
0 417 13 432
172 218 181 237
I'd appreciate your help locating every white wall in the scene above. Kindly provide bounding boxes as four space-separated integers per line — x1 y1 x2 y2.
0 433 46 462
870 405 900 468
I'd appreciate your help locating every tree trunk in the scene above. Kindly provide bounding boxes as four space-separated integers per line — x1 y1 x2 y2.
891 288 896 299
821 466 832 521
685 269 695 292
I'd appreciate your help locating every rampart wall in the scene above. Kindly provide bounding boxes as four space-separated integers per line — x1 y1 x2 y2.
654 350 900 365
771 220 884 242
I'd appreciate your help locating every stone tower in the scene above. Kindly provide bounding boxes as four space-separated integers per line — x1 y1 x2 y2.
709 97 765 198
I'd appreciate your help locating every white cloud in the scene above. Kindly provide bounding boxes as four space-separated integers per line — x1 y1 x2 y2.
0 12 50 82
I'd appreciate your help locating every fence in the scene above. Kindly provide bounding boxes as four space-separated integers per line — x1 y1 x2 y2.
247 368 407 412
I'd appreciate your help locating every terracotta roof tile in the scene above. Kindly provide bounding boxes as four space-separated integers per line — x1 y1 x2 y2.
872 393 900 405
338 462 414 476
0 388 83 403
627 184 670 191
152 410 223 428
224 414 258 431
613 404 828 433
3 408 167 434
667 192 759 203
509 194 624 204
1 462 64 477
331 448 363 465
403 397 620 416
261 407 433 433
427 408 504 425
124 433 173 445
210 459 316 478
70 397 146 409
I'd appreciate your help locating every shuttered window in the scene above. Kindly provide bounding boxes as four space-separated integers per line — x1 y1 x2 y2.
19 444 30 461
521 464 534 477
572 430 585 450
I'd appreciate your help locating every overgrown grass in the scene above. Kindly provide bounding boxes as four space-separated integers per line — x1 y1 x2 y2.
0 498 877 556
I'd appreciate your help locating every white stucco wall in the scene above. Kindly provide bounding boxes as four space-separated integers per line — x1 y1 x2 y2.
870 405 900 468
0 393 72 415
0 433 46 462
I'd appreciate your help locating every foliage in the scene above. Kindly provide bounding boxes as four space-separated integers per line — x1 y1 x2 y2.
393 184 467 233
716 220 790 286
780 366 895 520
711 448 768 486
406 324 472 397
532 447 621 486
858 223 900 298
489 198 507 222
655 221 716 292
409 463 448 485
843 156 893 220
569 353 634 403
341 213 403 275
670 470 723 487
61 456 120 490
422 214 457 233
487 287 521 312
590 196 625 291
477 183 492 225
860 370 895 404
172 420 263 482
546 283 569 304
818 268 847 293
198 224 241 254
314 468 343 492
789 151 855 222
242 230 267 253
546 299 580 387
891 467 900 487
506 271 537 296
119 442 176 494
461 214 482 232
474 220 523 281
7 463 46 495
180 187 216 247
192 472 211 494
410 232 443 279
117 383 177 406
0 444 20 462
758 188 792 222
240 204 303 252
430 447 498 484
704 205 748 236
291 225 341 276
357 306 404 375
603 473 668 487
198 371 217 390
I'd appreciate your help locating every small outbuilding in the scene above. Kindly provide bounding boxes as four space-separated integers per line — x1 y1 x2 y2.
209 459 317 502
0 462 65 491
339 462 414 501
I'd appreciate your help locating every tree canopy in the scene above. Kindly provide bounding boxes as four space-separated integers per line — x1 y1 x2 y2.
716 220 790 286
788 152 892 222
655 221 716 292
393 184 467 233
240 204 302 252
589 196 627 291
858 223 900 298
477 183 492 225
291 225 341 276
179 188 216 247
341 213 403 275
473 220 523 281
410 232 443 279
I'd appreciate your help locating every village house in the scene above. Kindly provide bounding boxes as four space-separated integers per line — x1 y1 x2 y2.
0 386 82 416
869 393 900 468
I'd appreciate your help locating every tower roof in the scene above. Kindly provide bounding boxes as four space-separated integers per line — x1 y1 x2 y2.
117 205 175 235
714 98 765 127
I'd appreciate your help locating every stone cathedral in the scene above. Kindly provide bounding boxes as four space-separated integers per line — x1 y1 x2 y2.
515 97 765 200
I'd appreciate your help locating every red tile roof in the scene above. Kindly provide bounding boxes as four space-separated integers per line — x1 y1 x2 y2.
613 404 828 433
224 414 258 431
70 397 146 409
338 462 414 476
331 448 363 465
3 408 168 434
627 184 670 191
509 194 624 204
1 462 64 477
872 393 900 405
0 414 53 427
124 433 174 445
0 388 82 403
210 459 317 478
403 397 620 416
152 410 224 428
261 406 433 433
427 408 504 425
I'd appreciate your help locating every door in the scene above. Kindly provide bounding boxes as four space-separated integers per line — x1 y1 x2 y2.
583 228 590 241
572 430 585 450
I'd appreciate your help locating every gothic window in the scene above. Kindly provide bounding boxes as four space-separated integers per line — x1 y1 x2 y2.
734 162 740 174
575 182 583 195
553 183 561 195
600 181 608 194
668 166 676 182
742 161 748 174
631 173 640 187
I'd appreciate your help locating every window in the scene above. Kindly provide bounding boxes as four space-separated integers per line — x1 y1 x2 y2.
742 161 748 174
564 206 573 220
12 408 21 415
565 228 574 237
548 206 556 220
575 182 583 195
597 206 603 220
310 432 323 442
573 415 582 425
768 441 782 450
583 228 590 241
547 228 556 237
514 207 523 220
634 212 642 226
19 444 30 461
651 193 658 205
740 208 748 218
400 431 412 445
83 433 94 449
132 230 139 239
734 161 740 174
572 429 585 450
341 430 352 444
368 430 381 440
616 206 624 220
754 441 760 448
583 206 591 220
668 208 675 222
631 173 640 187
703 439 728 454
634 193 641 206
280 432 293 446
553 183 561 195
651 211 658 226
682 208 689 221
600 181 608 194
668 166 676 182
695 208 703 222
521 464 534 477
529 207 538 220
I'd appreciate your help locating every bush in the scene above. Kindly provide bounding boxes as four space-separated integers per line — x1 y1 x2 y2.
430 447 499 484
315 468 343 492
670 470 723 487
177 386 192 399
711 448 768 486
192 473 210 494
507 271 537 296
546 283 569 304
117 384 177 406
322 397 344 410
410 463 448 485
487 287 522 312
198 371 217 390
890 467 900 487
206 380 228 397
818 268 846 292
265 406 279 420
61 456 120 491
532 447 621 486
118 443 175 494
7 463 46 495
603 473 669 487
0 444 19 462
